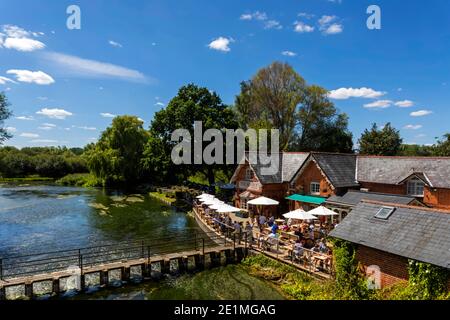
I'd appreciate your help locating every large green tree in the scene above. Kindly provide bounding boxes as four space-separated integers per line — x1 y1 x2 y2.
0 92 12 144
85 116 149 185
434 133 450 156
145 84 238 186
234 62 353 152
358 123 403 156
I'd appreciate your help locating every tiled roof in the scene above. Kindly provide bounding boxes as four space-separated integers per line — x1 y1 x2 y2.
330 201 450 269
357 156 450 189
311 153 359 188
326 190 418 207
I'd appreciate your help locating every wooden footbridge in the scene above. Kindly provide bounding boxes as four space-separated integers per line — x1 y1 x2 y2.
0 230 248 300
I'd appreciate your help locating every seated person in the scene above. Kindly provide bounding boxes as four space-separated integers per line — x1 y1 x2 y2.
293 240 304 258
271 222 279 234
267 216 275 227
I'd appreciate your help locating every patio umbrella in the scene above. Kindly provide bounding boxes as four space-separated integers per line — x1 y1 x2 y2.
202 198 220 205
307 206 339 216
247 196 279 206
209 201 225 210
196 193 214 199
216 205 242 213
283 209 318 220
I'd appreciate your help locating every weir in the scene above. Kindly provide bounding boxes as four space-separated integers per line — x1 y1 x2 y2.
0 230 247 300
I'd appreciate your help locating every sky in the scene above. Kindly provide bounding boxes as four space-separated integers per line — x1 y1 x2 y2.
0 0 449 148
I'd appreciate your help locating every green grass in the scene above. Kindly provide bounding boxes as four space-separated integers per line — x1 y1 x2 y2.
0 176 54 182
56 173 100 187
149 191 177 204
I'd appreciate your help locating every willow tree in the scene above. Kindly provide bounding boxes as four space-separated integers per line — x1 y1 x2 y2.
86 116 149 185
0 92 12 145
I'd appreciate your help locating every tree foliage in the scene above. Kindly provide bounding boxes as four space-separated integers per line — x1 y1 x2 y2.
234 62 353 152
145 84 238 186
434 133 450 156
0 146 88 178
85 116 149 185
0 92 12 144
358 123 403 156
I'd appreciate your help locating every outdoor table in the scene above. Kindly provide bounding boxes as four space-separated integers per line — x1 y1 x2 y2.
275 219 285 224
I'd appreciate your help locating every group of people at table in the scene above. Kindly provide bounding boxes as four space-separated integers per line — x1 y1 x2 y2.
197 202 334 273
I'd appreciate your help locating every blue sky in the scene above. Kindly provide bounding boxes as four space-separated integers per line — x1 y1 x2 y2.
0 0 449 148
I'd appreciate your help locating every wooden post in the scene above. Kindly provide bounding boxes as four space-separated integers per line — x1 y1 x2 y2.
0 286 5 301
24 283 33 300
142 262 150 278
177 257 187 273
99 270 109 286
121 266 130 282
52 278 60 295
193 254 204 270
225 249 234 264
161 259 171 274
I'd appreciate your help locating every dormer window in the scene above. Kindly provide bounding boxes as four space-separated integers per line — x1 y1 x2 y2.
407 177 425 197
245 168 253 180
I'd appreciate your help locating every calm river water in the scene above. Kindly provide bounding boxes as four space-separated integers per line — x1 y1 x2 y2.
0 183 286 300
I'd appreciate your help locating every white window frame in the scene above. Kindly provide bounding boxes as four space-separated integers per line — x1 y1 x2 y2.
310 182 320 195
407 177 425 197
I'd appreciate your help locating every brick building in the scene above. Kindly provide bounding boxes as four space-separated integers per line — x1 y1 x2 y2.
330 200 450 289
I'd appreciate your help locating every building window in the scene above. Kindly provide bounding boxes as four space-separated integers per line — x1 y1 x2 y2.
407 178 425 197
374 206 395 220
245 168 253 180
240 198 249 210
310 182 320 195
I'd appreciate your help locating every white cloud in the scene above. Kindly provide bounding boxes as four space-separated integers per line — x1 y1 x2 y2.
394 100 414 108
281 51 297 57
5 126 16 133
410 110 432 117
1 25 45 52
155 102 165 107
328 87 386 100
318 15 343 35
404 124 422 130
100 112 116 118
73 125 97 131
31 139 58 144
298 12 315 19
7 69 55 85
0 76 16 85
37 96 48 101
294 21 315 33
240 11 267 21
20 132 39 138
3 37 45 51
363 100 393 109
264 20 282 30
208 37 234 52
15 115 34 121
36 108 73 119
108 40 123 48
43 52 150 83
38 123 57 130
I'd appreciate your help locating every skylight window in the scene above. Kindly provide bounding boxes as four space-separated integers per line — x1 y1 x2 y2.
374 206 395 220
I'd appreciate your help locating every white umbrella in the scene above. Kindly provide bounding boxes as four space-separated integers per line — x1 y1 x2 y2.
202 198 220 205
216 205 242 213
196 193 214 199
308 206 339 216
247 196 279 206
283 209 318 220
209 201 225 210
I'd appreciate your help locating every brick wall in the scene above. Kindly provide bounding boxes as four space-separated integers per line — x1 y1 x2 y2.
292 161 334 197
356 245 409 288
359 181 406 195
424 187 450 209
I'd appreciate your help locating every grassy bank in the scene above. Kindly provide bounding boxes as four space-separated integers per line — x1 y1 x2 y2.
0 176 55 182
148 191 177 204
56 173 100 187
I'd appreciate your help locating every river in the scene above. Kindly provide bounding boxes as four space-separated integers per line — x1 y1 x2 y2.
0 183 286 300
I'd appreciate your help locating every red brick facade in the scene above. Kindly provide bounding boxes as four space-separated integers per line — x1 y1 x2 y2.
291 160 334 197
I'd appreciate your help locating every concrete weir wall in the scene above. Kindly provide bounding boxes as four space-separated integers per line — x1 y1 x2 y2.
0 247 246 300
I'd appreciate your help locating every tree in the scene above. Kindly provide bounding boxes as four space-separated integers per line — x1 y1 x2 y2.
85 116 149 185
145 84 238 186
434 134 450 156
0 92 12 144
234 62 353 152
293 85 353 153
358 123 403 156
